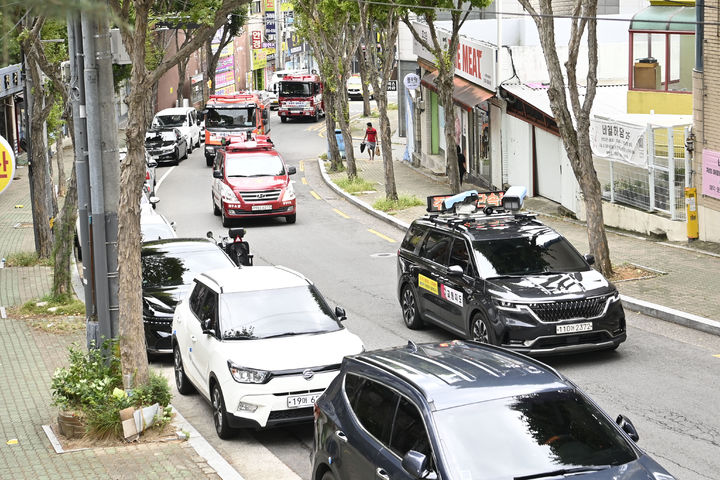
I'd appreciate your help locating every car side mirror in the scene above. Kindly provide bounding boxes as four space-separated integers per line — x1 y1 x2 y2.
447 265 464 277
196 119 201 126
335 306 347 321
273 84 278 93
584 254 595 265
147 160 158 168
149 196 160 206
201 318 215 335
287 166 297 175
402 450 431 479
616 414 639 442
213 170 223 179
206 231 214 239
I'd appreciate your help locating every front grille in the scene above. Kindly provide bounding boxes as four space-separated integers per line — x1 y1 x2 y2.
529 297 608 322
240 190 281 202
268 407 314 422
229 206 292 215
532 332 611 349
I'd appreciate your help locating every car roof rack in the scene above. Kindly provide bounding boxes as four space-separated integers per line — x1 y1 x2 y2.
423 187 537 226
223 133 274 151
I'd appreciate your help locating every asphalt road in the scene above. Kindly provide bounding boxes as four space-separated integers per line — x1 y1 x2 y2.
151 103 720 480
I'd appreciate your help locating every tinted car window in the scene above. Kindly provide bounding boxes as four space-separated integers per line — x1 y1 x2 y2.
419 231 451 265
189 282 205 315
141 245 233 288
449 238 474 275
401 224 426 252
434 389 637 480
351 378 398 444
389 397 432 460
473 232 588 277
218 285 342 339
197 290 217 326
225 153 285 177
344 373 365 407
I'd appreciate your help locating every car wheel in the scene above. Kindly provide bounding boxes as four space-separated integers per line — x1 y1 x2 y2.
401 285 424 330
174 149 180 165
195 136 201 148
182 145 188 160
174 346 195 395
206 156 213 167
213 196 221 216
313 111 320 122
321 471 337 480
211 383 235 439
221 205 232 227
470 312 497 345
280 116 287 123
188 140 193 154
285 214 296 224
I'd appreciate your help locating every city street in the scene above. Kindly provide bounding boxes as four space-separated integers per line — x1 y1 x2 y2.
149 106 720 480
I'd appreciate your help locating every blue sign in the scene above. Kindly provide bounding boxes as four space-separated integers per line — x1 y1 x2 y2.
265 12 276 35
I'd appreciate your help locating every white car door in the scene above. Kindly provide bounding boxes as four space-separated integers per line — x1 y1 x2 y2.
188 286 219 395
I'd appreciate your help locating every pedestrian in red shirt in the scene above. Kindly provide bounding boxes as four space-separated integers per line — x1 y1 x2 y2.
363 122 378 161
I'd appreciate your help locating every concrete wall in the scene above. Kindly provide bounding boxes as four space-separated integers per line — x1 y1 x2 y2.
576 199 687 241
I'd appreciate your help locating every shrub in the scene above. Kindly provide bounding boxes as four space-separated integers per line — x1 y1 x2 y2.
373 194 424 212
20 295 86 316
132 372 172 408
6 251 52 267
335 176 376 194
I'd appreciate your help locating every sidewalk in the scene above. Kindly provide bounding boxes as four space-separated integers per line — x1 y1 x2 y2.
323 106 720 335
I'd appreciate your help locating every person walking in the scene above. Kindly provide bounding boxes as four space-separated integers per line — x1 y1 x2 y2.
457 145 467 185
363 122 378 161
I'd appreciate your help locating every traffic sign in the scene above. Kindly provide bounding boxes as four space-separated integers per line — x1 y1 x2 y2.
387 80 397 91
0 135 16 196
403 73 420 91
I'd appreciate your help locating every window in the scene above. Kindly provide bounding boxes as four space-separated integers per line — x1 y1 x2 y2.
419 231 451 265
197 290 217 326
389 398 432 459
597 0 618 15
401 224 426 252
350 377 398 443
189 283 205 315
449 238 473 275
629 31 694 93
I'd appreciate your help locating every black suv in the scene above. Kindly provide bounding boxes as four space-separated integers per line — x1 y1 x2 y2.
397 190 626 355
311 340 674 480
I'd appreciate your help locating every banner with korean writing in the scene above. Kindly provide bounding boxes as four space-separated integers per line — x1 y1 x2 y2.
590 117 647 167
702 149 720 200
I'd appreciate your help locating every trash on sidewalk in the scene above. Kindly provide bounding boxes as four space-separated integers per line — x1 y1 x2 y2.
6 438 18 445
120 403 160 442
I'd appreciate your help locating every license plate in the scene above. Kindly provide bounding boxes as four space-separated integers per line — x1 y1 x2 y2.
251 204 272 211
287 393 320 409
556 322 593 334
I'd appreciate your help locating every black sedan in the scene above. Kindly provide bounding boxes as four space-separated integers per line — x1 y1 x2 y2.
312 340 676 480
141 238 236 354
145 127 188 165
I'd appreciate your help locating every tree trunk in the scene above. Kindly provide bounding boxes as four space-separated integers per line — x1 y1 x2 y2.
176 32 188 106
324 87 342 171
51 164 77 299
439 74 461 193
376 93 397 201
55 128 66 197
335 80 356 179
358 51 372 117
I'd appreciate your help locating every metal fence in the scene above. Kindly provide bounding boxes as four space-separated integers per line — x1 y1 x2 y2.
595 125 690 221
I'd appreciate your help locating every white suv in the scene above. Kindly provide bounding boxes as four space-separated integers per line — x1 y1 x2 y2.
152 107 201 152
172 266 364 438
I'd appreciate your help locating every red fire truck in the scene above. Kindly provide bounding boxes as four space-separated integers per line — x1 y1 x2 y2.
277 74 324 123
202 93 271 166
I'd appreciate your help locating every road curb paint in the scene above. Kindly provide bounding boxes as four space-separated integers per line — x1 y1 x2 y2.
333 208 350 219
310 190 321 200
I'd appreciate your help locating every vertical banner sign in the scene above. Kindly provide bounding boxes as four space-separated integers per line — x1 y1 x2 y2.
702 149 720 200
0 135 16 196
251 31 262 50
265 0 276 36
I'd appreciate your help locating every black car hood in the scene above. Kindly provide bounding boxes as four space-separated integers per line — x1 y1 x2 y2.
487 269 613 300
553 456 674 479
142 284 191 316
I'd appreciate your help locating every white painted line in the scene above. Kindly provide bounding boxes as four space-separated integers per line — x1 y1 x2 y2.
171 406 244 480
155 166 177 193
0 307 6 319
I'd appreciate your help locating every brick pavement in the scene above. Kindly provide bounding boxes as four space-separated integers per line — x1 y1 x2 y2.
0 316 223 479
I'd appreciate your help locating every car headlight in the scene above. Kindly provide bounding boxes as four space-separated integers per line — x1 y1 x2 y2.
220 183 237 203
161 144 175 151
494 298 521 311
228 360 270 384
280 181 295 202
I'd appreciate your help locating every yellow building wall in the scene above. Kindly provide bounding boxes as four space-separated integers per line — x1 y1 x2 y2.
627 90 693 114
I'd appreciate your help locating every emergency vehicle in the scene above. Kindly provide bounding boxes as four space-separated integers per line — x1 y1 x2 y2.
211 134 297 226
277 74 324 123
202 93 271 166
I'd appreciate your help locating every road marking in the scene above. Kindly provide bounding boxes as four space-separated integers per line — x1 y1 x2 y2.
301 177 307 185
713 354 720 359
333 208 350 219
310 190 321 200
299 160 304 172
155 166 176 193
368 229 396 243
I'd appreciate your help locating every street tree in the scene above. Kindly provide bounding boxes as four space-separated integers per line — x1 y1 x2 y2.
295 0 362 177
358 0 399 201
516 0 612 276
203 12 245 101
356 49 372 117
397 0 491 194
109 0 249 386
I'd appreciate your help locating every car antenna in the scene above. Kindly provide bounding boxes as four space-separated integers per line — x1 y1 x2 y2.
406 340 418 353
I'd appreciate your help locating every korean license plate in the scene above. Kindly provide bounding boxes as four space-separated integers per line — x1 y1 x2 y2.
286 393 320 409
556 322 593 334
251 205 272 211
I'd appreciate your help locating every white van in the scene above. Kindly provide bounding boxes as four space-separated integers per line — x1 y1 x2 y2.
151 107 201 152
268 69 303 94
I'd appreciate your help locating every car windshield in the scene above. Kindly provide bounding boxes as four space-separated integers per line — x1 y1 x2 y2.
218 285 342 340
225 153 285 177
154 114 185 127
141 223 175 242
279 82 312 96
434 390 637 480
205 107 255 128
141 246 232 288
472 232 588 277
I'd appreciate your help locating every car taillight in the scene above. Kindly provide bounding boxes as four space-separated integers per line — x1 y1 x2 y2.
145 171 150 180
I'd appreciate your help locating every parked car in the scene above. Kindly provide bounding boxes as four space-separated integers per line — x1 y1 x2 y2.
145 127 188 165
397 188 626 355
144 150 157 197
151 106 201 152
312 340 676 480
142 239 236 355
211 134 297 226
140 212 176 242
346 74 373 100
172 265 364 438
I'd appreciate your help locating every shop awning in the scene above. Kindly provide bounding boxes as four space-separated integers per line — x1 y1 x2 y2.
630 5 695 32
421 70 494 111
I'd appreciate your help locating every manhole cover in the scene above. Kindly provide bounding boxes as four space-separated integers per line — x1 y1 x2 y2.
371 252 396 258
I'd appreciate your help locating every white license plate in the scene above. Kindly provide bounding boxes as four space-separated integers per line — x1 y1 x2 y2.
286 393 320 409
556 322 593 334
251 204 273 211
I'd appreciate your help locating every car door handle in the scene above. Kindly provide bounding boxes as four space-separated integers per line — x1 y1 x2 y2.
375 468 390 480
334 430 347 443
190 335 197 343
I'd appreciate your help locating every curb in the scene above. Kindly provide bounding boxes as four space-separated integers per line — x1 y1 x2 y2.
316 159 720 338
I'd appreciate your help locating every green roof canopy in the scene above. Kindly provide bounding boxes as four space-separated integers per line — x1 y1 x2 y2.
631 5 696 32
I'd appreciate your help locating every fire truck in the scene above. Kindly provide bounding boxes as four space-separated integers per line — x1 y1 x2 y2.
202 93 271 166
277 74 324 123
